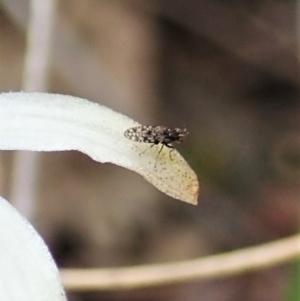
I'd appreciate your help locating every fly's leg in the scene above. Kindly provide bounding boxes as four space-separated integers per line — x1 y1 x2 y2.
164 143 174 160
139 143 155 156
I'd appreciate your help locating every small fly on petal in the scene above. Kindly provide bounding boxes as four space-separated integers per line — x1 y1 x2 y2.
124 125 189 165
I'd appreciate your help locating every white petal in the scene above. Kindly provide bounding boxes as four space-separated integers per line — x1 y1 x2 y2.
0 196 66 301
0 92 199 204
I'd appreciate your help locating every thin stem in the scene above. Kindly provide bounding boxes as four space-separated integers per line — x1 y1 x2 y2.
60 234 300 291
10 0 56 219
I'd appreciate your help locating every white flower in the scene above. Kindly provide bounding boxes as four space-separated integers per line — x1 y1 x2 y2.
0 92 199 204
0 196 66 301
0 92 199 299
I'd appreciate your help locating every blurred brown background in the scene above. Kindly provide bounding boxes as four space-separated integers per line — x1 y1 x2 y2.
0 0 299 300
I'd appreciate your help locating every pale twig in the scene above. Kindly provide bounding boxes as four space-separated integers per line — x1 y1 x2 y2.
60 233 300 291
10 0 56 219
